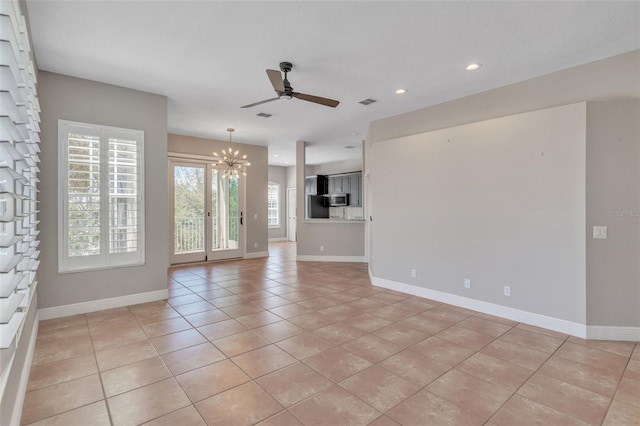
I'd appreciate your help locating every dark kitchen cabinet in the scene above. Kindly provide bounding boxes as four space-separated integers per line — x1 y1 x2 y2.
305 175 328 195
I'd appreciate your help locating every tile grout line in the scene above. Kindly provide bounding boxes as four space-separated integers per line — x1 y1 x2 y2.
85 311 117 426
483 332 567 425
599 344 637 424
23 315 106 425
30 244 633 426
372 314 515 423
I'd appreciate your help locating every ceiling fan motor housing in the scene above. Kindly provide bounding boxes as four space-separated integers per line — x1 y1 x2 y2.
279 62 293 73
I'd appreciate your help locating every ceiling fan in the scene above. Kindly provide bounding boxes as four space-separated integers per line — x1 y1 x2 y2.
241 62 340 109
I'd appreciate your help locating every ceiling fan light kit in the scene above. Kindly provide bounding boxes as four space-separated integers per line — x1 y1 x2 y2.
242 61 340 109
212 128 251 178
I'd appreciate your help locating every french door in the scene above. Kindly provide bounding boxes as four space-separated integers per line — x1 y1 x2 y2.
169 160 244 264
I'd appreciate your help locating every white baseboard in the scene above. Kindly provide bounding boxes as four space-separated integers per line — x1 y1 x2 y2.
38 289 169 321
244 251 269 259
371 275 587 339
297 255 366 263
587 326 640 342
9 311 38 426
268 237 287 242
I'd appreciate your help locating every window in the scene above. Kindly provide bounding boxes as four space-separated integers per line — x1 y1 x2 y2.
58 120 145 272
267 183 279 228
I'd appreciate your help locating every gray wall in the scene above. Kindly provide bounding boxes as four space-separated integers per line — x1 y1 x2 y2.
38 72 168 309
296 141 365 258
268 166 287 240
367 51 640 328
285 165 296 189
311 158 362 176
168 134 268 254
371 103 587 323
586 100 640 327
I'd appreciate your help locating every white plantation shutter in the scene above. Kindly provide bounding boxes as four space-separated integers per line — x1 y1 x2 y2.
267 183 279 227
67 130 101 258
0 0 41 352
109 135 140 254
59 121 144 272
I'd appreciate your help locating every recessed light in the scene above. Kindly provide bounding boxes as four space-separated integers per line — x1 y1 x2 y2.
466 63 482 71
273 154 279 157
395 89 407 95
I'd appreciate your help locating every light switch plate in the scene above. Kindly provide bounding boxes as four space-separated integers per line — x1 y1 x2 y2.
593 226 608 239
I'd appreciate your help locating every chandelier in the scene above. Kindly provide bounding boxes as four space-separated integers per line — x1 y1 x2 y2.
212 128 251 178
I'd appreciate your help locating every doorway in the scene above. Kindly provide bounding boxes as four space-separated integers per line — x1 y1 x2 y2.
287 188 296 242
169 160 245 264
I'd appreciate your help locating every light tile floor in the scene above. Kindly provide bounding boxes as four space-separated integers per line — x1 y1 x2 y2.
22 243 639 425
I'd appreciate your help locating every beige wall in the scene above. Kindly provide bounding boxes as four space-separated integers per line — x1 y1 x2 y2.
168 134 268 254
37 72 168 309
371 103 587 323
586 100 640 327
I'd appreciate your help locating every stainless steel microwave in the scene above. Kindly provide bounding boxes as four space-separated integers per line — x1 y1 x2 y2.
329 194 349 207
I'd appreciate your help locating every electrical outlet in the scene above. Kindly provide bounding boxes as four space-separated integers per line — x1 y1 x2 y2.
254 242 258 248
320 245 324 252
464 279 471 289
504 286 511 297
411 269 417 278
593 226 607 239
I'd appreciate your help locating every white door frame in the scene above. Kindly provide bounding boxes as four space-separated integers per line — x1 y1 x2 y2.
287 188 297 242
169 155 246 264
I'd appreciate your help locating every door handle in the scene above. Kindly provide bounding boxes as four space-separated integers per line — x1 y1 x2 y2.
240 211 243 225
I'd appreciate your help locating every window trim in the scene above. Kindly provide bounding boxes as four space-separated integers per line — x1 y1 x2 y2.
58 120 145 273
267 182 280 229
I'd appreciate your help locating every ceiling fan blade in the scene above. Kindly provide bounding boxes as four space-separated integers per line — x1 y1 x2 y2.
292 92 339 108
241 97 280 108
266 69 285 93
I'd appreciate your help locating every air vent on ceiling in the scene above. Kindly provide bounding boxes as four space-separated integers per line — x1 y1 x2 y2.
358 98 378 106
257 112 272 118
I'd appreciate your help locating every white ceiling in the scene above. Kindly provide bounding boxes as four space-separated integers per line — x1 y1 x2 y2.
26 1 640 166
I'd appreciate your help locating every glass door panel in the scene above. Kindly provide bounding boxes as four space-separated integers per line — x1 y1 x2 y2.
208 170 242 260
170 162 207 264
